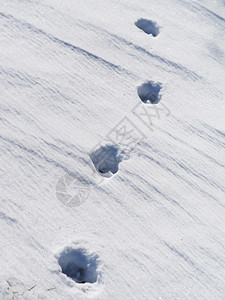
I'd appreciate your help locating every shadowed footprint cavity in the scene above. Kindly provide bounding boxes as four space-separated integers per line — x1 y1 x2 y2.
90 145 125 178
58 248 100 284
137 81 163 104
135 18 160 37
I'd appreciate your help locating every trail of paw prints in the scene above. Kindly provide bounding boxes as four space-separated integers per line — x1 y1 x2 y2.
135 18 163 104
57 247 101 284
137 81 163 104
135 18 160 37
90 144 128 178
55 244 103 296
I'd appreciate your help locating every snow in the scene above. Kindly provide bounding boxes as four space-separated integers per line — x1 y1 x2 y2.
0 0 225 299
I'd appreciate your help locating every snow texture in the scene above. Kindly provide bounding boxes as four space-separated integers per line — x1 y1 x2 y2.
0 0 225 299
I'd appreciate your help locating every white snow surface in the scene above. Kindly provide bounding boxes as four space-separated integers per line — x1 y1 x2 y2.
1 0 225 299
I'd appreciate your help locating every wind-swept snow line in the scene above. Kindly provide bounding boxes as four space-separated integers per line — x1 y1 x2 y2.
0 11 132 77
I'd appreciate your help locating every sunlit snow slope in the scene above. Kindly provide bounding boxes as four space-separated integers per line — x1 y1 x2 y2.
1 0 225 299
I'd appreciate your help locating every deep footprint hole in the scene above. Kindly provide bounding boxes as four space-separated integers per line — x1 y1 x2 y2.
58 248 99 284
90 145 124 177
135 18 160 37
137 81 162 104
